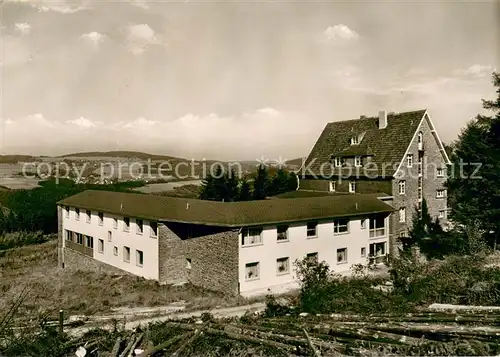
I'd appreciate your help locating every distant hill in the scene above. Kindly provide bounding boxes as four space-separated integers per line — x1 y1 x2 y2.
0 155 37 164
59 151 179 161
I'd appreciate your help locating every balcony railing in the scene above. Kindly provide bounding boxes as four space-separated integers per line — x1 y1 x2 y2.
66 240 93 257
369 228 386 238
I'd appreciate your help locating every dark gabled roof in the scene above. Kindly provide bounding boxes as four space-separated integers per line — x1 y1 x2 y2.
303 110 426 177
269 190 391 200
58 190 394 227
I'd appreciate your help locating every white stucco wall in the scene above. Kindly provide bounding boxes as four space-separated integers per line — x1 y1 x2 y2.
238 216 389 297
62 207 159 280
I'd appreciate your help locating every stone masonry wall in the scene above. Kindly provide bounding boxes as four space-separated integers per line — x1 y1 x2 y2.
158 223 239 295
391 114 448 253
57 205 63 268
63 248 133 276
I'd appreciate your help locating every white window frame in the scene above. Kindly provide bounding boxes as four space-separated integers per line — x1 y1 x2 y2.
136 249 144 267
276 257 290 275
245 262 260 281
334 157 342 167
354 156 362 167
439 210 446 219
337 248 347 264
136 219 143 235
329 181 336 192
333 219 349 235
351 136 359 145
399 207 406 223
361 218 367 229
186 258 192 269
369 216 386 238
306 221 318 238
107 230 112 242
436 189 446 198
98 212 104 226
361 247 366 258
98 239 104 254
306 252 318 264
349 181 356 193
241 227 263 246
369 242 386 258
437 168 445 177
398 180 406 195
86 210 91 223
123 217 130 232
150 221 158 238
113 246 118 256
75 208 80 221
113 217 118 229
407 154 413 168
65 206 70 218
123 246 131 262
277 225 289 242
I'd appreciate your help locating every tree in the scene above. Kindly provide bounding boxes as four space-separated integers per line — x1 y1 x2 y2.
445 72 500 249
252 165 269 200
238 179 252 201
0 208 4 235
199 165 223 201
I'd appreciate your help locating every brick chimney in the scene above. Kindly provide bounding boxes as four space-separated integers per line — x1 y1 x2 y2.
378 110 387 129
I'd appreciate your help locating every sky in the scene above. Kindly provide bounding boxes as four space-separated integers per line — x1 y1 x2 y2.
0 0 498 161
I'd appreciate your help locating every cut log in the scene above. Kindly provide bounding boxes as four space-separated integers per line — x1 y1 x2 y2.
171 327 205 356
110 337 122 357
303 328 321 357
119 336 137 357
128 333 143 357
136 332 191 357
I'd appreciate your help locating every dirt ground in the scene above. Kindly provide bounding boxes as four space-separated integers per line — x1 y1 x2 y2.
0 241 246 321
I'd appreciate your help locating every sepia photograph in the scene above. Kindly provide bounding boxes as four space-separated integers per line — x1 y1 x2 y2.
0 0 499 355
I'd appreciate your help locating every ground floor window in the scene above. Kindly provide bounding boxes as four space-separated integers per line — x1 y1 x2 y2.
306 252 318 264
369 242 387 263
245 262 260 281
136 250 144 266
276 257 290 275
98 239 104 253
123 246 131 262
337 248 347 264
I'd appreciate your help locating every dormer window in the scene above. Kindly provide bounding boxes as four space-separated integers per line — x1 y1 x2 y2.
355 156 362 167
334 157 345 167
350 136 359 145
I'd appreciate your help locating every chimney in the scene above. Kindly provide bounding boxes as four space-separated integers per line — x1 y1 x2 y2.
378 110 387 129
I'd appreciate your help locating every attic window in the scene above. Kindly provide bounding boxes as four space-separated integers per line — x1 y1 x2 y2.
350 136 359 145
334 157 345 167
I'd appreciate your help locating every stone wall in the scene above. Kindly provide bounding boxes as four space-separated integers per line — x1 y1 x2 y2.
63 247 133 276
158 223 239 295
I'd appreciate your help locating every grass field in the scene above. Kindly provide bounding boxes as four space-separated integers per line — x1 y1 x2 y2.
0 240 244 321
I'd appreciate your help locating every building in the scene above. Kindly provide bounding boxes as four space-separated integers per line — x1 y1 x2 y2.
57 190 394 297
299 109 450 255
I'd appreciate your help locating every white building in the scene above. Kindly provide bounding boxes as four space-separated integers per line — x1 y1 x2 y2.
58 190 394 297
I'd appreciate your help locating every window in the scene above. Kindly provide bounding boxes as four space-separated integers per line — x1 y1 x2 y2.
334 157 343 167
398 180 406 195
399 207 406 223
306 252 318 264
277 225 289 242
65 230 72 241
65 206 70 218
333 219 349 234
361 219 367 229
136 250 144 267
86 210 91 223
276 257 290 275
85 235 94 249
439 210 446 219
113 218 118 229
245 262 259 281
98 239 104 254
150 221 158 237
354 156 362 167
241 227 263 246
418 131 423 150
98 212 103 225
306 222 317 237
400 230 407 238
349 181 356 193
75 208 80 221
76 233 83 245
369 242 386 257
351 136 359 145
123 217 130 232
407 154 413 167
369 216 386 238
108 231 112 242
136 219 143 234
418 186 423 200
337 248 347 264
361 247 366 258
123 246 131 262
186 258 192 269
113 246 118 256
437 189 446 198
437 168 445 177
329 181 336 192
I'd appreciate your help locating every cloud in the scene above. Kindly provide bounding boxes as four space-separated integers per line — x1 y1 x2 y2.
14 22 32 35
323 24 359 41
80 32 105 46
126 24 161 55
66 117 98 128
129 0 149 9
3 109 314 160
453 64 495 78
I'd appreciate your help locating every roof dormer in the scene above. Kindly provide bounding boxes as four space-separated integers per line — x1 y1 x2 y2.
350 131 366 146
